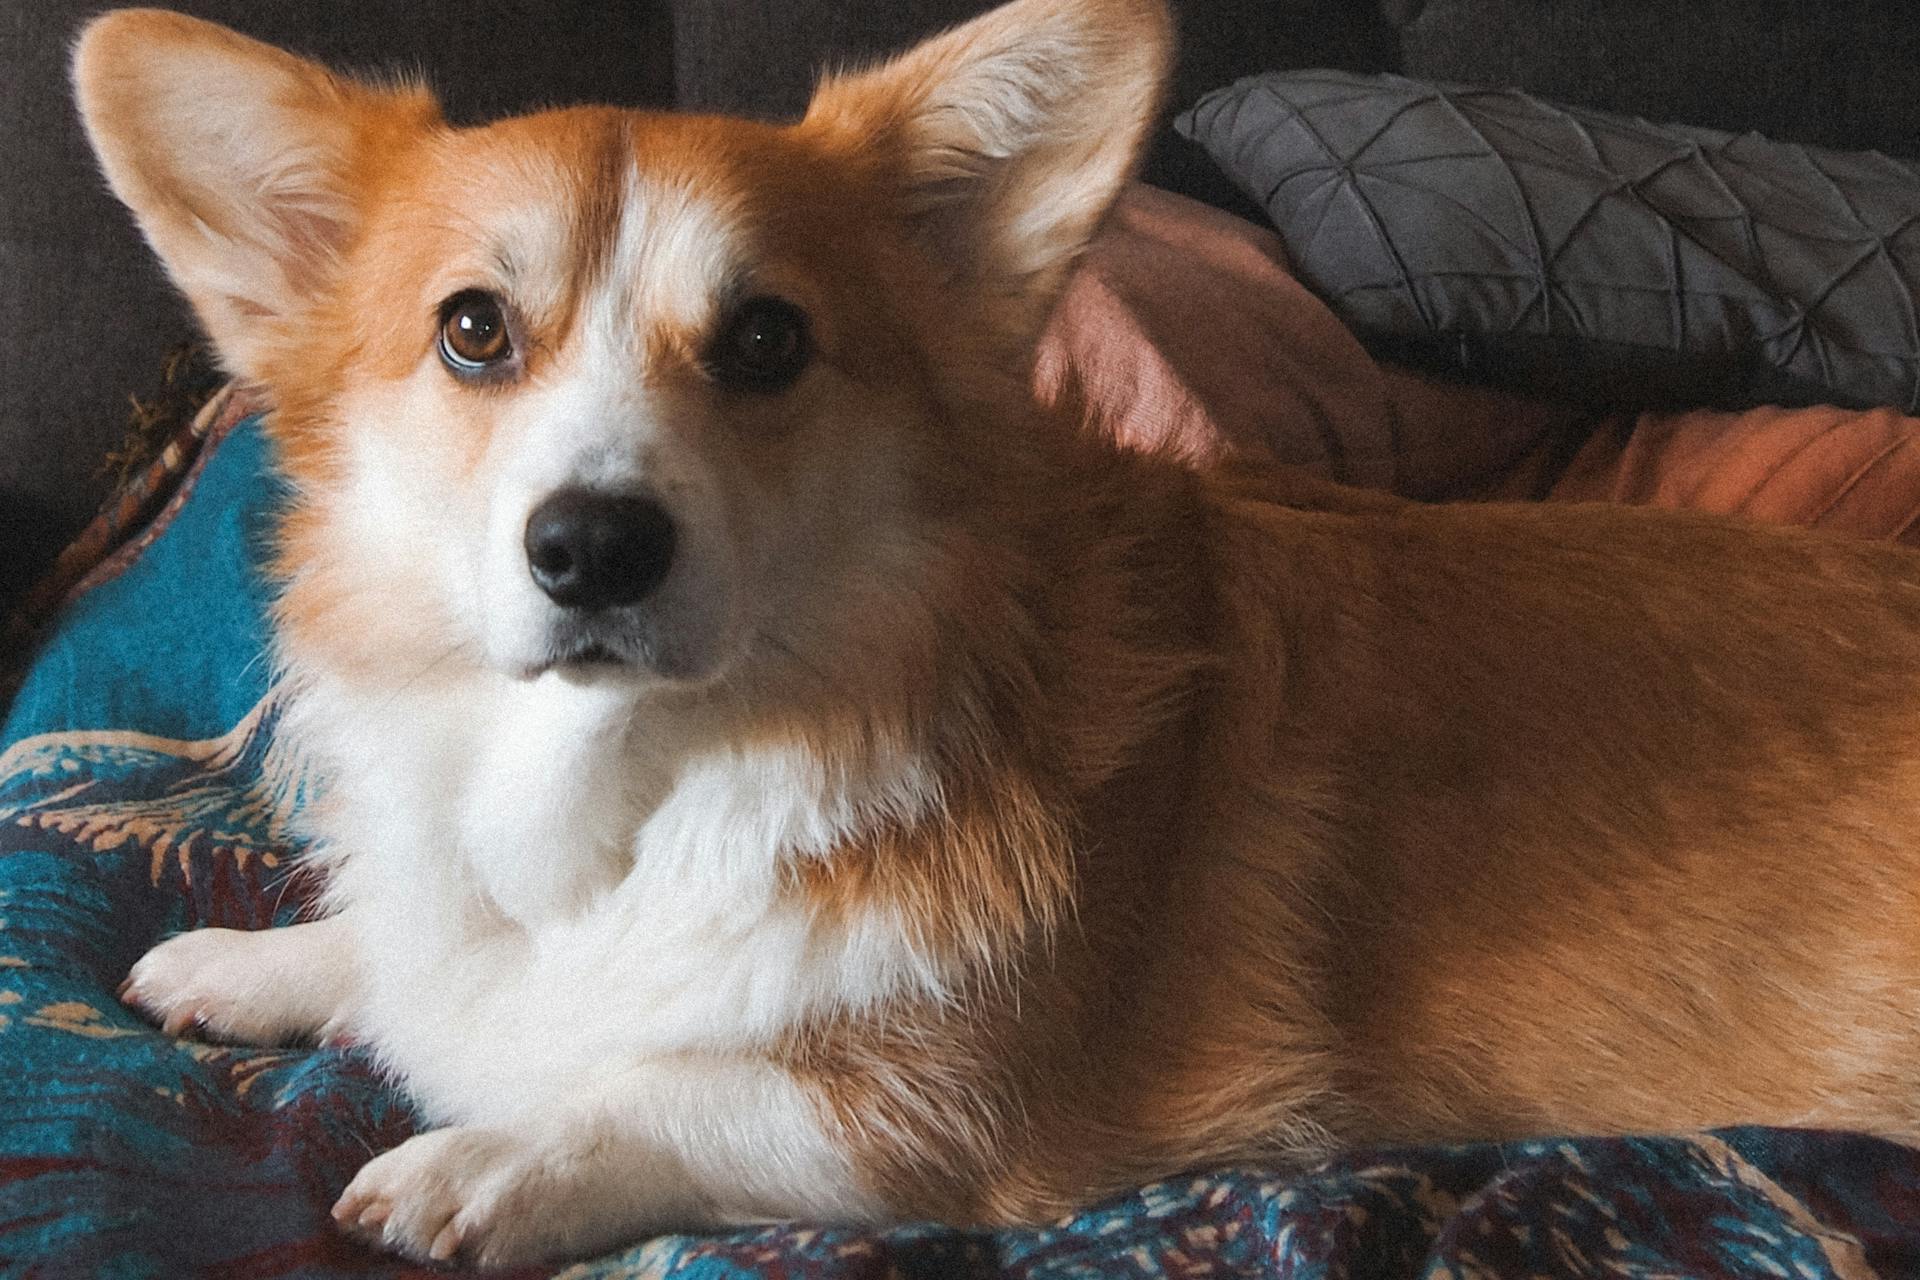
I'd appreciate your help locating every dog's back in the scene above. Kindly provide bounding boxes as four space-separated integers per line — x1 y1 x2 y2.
1209 489 1920 1145
768 456 1920 1223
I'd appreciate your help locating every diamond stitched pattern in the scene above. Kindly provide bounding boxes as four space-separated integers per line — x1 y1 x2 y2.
1180 71 1920 412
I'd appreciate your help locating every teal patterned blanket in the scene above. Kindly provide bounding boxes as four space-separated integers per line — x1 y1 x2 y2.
3 401 1920 1278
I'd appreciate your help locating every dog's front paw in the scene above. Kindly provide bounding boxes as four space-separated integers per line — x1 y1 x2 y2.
334 1125 701 1267
332 1128 593 1266
121 924 352 1045
333 1129 523 1265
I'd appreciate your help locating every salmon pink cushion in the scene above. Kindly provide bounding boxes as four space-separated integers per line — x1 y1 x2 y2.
1524 406 1920 544
1036 186 1591 500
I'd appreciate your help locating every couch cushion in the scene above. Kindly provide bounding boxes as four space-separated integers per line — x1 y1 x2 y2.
1392 0 1920 162
1035 186 1583 498
668 0 1398 209
1178 71 1920 414
671 0 1398 121
1492 406 1920 547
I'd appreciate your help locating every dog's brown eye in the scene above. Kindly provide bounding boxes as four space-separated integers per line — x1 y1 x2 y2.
438 290 512 373
709 296 811 393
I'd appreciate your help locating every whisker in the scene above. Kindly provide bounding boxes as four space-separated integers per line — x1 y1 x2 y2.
373 641 471 713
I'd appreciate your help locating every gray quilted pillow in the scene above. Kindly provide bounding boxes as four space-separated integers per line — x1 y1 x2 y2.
1176 71 1920 413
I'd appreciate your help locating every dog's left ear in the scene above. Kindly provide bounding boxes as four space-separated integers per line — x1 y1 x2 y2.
804 0 1173 348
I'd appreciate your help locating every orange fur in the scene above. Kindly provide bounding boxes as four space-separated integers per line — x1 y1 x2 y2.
776 435 1920 1222
77 0 1920 1245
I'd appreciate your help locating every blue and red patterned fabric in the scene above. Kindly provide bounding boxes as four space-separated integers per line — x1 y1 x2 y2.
4 397 1920 1277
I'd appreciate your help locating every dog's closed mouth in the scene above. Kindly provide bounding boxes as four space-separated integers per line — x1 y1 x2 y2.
566 642 622 666
523 641 628 680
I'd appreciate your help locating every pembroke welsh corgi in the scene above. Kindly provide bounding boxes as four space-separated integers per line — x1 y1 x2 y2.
76 0 1920 1267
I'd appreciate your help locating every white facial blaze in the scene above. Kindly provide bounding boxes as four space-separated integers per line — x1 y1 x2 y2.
470 163 747 681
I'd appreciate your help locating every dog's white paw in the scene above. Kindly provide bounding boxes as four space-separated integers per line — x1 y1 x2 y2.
121 924 351 1046
333 1127 642 1267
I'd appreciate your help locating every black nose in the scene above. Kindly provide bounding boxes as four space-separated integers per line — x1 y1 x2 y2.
524 488 677 611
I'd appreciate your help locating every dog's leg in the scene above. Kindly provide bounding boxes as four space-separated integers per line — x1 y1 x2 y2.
332 1056 870 1266
121 914 360 1045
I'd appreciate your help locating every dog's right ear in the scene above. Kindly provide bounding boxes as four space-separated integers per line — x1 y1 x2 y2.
72 10 440 381
801 0 1172 357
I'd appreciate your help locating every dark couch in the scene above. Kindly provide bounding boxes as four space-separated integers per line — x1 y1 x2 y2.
7 0 1919 608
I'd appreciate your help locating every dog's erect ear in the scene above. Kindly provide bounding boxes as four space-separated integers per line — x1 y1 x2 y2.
72 10 440 380
803 0 1172 347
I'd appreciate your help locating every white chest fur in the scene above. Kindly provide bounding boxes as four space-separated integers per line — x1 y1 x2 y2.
288 670 944 1125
